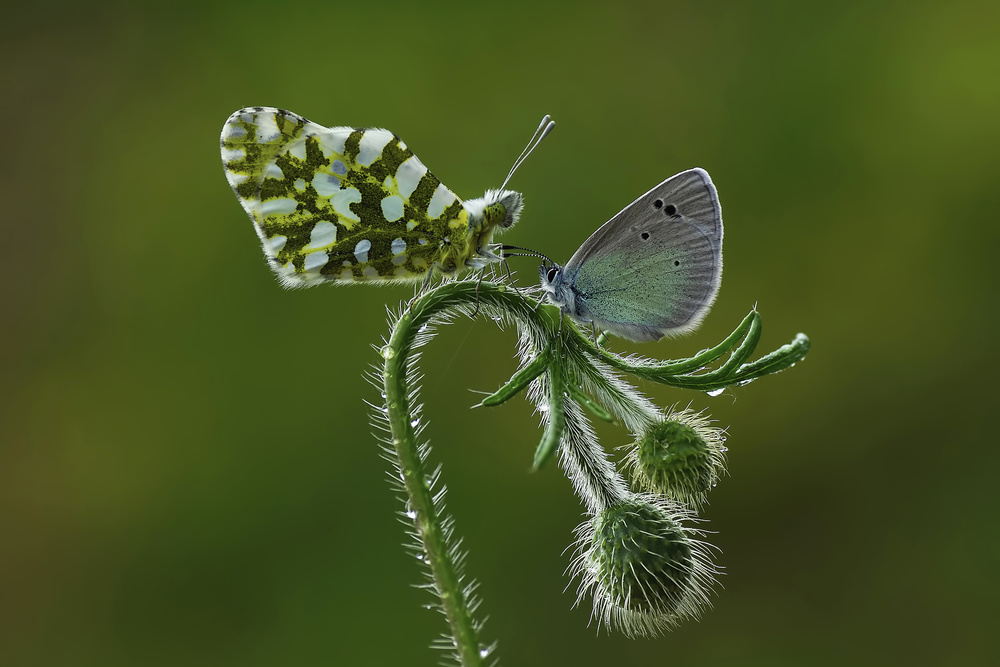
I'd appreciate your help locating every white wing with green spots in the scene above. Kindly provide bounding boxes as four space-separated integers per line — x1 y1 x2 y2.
221 107 531 287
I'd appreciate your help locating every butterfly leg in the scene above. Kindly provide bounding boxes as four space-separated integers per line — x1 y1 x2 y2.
532 294 546 313
469 271 487 318
421 267 440 294
499 257 528 299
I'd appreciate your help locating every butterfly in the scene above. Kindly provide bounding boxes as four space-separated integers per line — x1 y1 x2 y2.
538 168 723 342
221 107 552 287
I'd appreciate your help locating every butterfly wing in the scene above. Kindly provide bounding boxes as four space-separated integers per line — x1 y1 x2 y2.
221 107 469 287
564 168 723 341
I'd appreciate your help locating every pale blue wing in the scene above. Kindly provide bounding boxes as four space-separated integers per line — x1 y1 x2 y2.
564 168 723 340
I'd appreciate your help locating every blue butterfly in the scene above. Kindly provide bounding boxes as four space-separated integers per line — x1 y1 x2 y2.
539 168 723 342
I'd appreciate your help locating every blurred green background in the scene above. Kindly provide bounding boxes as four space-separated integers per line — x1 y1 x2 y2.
3 1 998 665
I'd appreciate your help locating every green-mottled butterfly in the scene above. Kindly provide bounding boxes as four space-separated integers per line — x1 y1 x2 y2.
537 168 723 342
221 107 553 287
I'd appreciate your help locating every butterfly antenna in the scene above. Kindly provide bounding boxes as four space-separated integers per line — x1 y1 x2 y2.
500 115 555 191
500 244 553 264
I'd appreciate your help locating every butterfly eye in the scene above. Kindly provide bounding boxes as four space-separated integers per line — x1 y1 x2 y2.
546 267 559 282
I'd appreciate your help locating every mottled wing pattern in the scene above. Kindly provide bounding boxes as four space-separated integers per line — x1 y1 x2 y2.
567 168 723 340
221 107 469 287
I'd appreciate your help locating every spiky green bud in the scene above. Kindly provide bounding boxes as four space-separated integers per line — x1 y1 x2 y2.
624 408 727 507
569 496 719 637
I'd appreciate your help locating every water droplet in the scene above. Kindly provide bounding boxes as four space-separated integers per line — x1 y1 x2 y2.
410 418 421 428
738 378 756 387
405 509 417 520
381 345 395 359
707 388 725 397
479 648 491 658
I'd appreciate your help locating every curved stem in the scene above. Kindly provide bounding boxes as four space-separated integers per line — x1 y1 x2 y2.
379 281 551 666
383 309 484 666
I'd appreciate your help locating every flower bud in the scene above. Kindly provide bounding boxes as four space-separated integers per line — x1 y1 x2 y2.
569 496 718 637
625 408 727 507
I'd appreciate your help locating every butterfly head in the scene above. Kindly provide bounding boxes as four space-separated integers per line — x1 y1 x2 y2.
538 261 577 314
458 189 524 266
539 262 560 287
482 189 523 230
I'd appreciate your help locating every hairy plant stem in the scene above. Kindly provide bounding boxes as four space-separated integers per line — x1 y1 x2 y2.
382 308 483 667
379 283 548 666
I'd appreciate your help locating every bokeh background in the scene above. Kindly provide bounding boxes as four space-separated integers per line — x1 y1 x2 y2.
3 1 998 665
